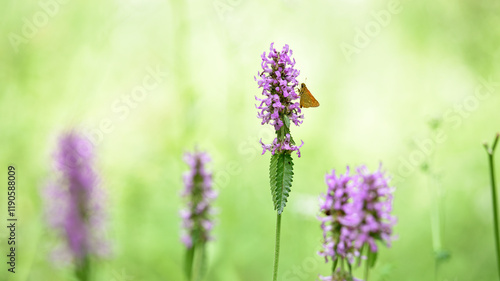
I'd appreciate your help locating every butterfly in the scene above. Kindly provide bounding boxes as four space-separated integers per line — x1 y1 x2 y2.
299 83 320 108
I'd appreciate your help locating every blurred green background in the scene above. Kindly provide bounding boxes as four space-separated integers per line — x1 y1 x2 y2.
1 0 500 280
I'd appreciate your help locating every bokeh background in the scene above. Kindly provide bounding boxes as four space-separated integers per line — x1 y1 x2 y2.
2 0 500 280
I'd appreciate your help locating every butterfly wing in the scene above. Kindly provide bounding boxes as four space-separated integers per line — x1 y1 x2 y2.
299 84 320 108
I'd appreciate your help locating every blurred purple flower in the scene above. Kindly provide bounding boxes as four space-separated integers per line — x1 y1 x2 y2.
180 150 217 248
255 42 304 157
318 167 361 264
318 165 396 279
43 132 108 266
354 165 397 251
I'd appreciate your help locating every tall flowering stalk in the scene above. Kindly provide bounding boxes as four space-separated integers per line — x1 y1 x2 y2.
255 42 303 281
180 150 217 281
318 165 396 281
483 133 500 278
420 119 450 279
43 132 108 281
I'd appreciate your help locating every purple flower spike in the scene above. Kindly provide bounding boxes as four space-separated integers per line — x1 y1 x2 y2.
318 168 360 264
180 150 217 248
318 165 396 280
43 132 108 266
354 165 397 250
255 42 304 157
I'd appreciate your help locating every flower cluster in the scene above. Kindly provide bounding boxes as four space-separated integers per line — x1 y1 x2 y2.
318 165 396 279
180 150 217 248
255 42 304 157
355 166 396 252
260 133 304 158
318 167 360 263
43 132 108 265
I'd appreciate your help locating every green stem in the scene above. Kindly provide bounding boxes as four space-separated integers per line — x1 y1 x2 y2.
426 152 444 280
331 257 336 276
364 247 370 281
185 245 195 281
488 152 500 279
272 213 282 281
75 255 90 281
364 258 370 281
485 133 500 279
192 243 206 281
185 243 206 281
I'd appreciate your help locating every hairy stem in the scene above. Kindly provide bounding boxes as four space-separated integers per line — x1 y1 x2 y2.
273 213 282 281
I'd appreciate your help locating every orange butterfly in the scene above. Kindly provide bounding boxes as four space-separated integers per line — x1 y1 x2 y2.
299 83 320 108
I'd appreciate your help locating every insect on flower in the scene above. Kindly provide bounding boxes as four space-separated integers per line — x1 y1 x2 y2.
299 83 320 108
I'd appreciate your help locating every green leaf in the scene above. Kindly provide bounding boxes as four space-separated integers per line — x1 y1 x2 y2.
277 113 291 142
184 245 195 280
368 249 378 268
356 243 366 267
283 115 290 129
193 243 206 281
269 153 294 214
185 242 207 281
75 255 90 281
269 153 279 205
332 256 338 272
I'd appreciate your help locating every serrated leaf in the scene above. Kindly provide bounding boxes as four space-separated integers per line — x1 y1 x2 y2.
270 153 294 214
269 153 279 202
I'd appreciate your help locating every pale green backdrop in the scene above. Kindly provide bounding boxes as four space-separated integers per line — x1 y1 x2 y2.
1 0 500 280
